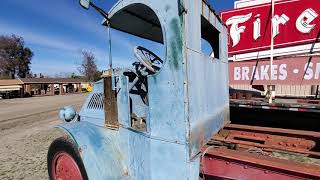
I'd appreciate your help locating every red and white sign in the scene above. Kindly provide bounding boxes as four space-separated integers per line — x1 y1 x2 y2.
229 56 320 85
221 0 320 56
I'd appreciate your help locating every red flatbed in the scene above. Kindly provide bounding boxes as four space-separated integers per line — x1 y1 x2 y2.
201 124 320 179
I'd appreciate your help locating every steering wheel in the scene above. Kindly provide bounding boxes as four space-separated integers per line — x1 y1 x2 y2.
134 46 163 76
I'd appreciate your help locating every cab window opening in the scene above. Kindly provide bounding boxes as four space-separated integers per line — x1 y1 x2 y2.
201 15 220 59
109 3 165 132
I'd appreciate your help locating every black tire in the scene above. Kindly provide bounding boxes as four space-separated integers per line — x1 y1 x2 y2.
47 137 88 180
3 93 10 99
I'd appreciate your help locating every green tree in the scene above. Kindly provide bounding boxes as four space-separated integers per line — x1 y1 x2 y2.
0 34 33 79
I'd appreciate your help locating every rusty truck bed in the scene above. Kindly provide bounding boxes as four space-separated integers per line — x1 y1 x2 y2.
230 97 320 113
201 124 320 179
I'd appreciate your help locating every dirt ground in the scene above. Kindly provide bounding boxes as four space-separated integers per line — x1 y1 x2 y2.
0 94 87 180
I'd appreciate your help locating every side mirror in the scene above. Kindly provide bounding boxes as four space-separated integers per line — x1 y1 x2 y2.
78 0 110 21
79 0 90 9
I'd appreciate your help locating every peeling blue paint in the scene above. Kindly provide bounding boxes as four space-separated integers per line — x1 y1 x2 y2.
51 0 229 179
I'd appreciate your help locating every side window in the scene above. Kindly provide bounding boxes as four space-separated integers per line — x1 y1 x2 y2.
201 16 220 59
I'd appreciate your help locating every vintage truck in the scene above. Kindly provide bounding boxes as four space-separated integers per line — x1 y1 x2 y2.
47 0 320 179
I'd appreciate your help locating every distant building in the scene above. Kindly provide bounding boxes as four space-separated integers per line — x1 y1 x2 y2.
0 78 88 99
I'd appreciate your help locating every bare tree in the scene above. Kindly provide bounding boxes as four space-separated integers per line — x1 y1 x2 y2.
0 34 33 79
78 50 100 81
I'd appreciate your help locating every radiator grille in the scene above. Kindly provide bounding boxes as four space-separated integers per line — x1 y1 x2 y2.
87 93 104 109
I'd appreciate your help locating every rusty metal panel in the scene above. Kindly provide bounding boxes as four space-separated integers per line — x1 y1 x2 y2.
202 150 320 179
201 147 320 179
104 76 119 129
202 124 320 178
215 124 320 157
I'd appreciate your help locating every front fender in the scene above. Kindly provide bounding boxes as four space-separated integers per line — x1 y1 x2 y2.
55 122 128 180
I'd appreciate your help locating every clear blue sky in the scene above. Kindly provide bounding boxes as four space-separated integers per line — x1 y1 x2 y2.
0 0 235 76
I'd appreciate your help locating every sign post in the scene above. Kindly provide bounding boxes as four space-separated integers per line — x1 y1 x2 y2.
268 0 275 103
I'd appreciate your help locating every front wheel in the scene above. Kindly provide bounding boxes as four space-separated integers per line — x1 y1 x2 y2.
47 137 88 180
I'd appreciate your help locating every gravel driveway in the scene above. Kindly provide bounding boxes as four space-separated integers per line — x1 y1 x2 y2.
0 94 87 180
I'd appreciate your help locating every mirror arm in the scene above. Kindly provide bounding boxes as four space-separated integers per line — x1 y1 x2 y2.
89 2 110 22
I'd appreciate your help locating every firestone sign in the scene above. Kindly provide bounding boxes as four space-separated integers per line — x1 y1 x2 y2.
221 0 320 55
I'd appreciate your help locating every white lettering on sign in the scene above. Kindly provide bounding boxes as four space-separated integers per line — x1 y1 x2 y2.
242 66 250 80
261 65 269 80
271 65 278 80
316 63 320 79
233 63 320 81
304 62 320 80
226 13 252 47
304 62 313 80
279 64 287 80
226 8 319 47
234 67 241 80
296 8 319 33
253 15 261 40
272 14 289 38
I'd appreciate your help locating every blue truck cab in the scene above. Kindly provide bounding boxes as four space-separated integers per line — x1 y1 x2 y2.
47 0 229 179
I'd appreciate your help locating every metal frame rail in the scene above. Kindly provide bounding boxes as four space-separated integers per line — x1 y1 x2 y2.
201 124 320 179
